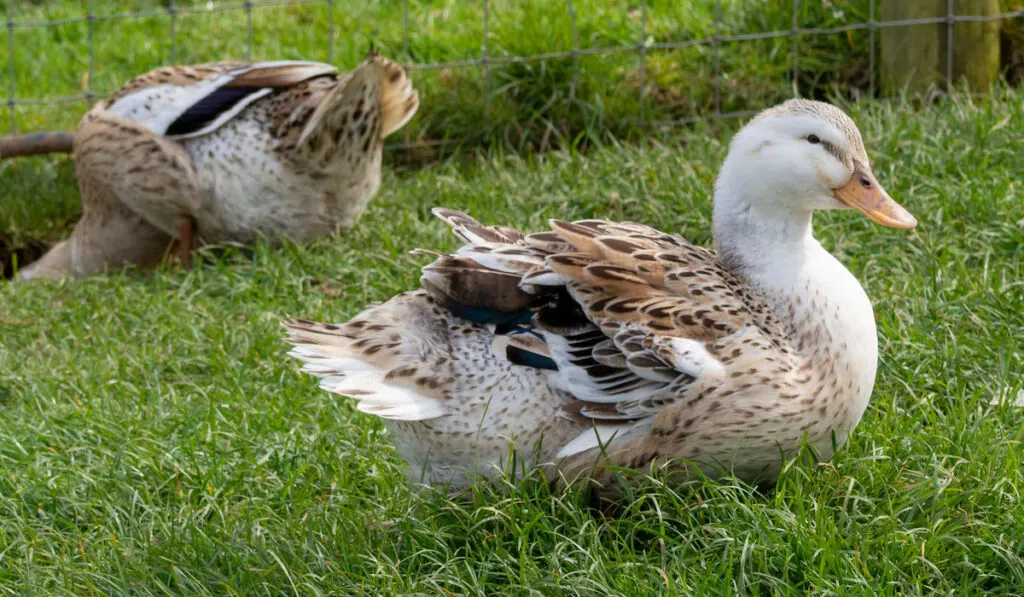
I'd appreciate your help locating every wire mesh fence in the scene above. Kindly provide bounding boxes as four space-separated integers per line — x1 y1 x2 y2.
2 0 1023 150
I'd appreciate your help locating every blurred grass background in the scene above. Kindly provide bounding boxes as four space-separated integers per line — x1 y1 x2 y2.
1 0 1022 267
1 0 1022 153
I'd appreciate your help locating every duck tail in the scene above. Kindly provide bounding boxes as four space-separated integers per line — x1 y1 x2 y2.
372 55 418 138
281 291 451 421
295 53 417 167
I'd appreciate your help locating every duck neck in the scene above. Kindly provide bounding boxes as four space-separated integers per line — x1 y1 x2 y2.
710 172 879 425
709 169 871 352
711 178 817 280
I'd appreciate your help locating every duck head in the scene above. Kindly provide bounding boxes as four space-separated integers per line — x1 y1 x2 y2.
712 99 917 250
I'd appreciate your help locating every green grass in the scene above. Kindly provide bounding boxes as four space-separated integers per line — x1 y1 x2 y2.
2 0 1022 151
1 88 1022 593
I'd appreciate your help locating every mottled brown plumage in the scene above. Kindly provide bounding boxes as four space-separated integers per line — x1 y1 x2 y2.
18 53 418 280
283 99 916 495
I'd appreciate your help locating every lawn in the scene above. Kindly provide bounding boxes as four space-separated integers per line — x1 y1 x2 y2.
2 0 1024 593
0 85 1022 594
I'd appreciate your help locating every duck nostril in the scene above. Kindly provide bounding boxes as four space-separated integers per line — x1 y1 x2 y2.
859 177 872 188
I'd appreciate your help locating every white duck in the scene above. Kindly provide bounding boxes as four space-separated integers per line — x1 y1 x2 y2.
283 99 917 493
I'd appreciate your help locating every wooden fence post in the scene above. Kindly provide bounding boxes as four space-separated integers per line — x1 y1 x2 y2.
880 0 1001 93
881 0 943 93
950 0 1001 90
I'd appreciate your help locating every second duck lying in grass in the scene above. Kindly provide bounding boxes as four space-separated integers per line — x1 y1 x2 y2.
284 99 917 493
18 52 418 281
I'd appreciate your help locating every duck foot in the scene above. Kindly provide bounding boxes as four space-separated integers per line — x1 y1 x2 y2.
173 219 194 267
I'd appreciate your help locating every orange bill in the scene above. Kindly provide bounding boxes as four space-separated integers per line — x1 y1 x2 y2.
834 163 917 230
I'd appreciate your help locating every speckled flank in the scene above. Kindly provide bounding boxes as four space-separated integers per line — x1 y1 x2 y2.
284 291 582 488
182 82 383 244
19 105 193 279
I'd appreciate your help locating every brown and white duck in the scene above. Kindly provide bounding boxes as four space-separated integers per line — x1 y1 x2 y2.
283 99 917 493
16 52 418 280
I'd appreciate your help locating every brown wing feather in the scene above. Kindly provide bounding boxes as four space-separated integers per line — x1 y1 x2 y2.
420 209 794 423
105 61 337 107
224 62 339 88
424 209 787 343
543 224 783 347
421 255 533 315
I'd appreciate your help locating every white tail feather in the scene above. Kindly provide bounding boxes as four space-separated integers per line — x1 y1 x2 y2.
284 315 447 422
557 424 622 459
299 360 446 422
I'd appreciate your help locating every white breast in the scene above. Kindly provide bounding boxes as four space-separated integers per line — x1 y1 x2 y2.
760 240 880 431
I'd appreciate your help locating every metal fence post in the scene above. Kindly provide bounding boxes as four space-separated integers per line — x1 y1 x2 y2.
86 0 95 103
168 0 178 64
327 0 335 63
6 17 14 134
637 0 647 121
712 0 722 116
482 0 491 124
402 0 410 147
244 0 254 62
566 0 579 101
946 0 955 85
791 0 801 98
868 0 876 97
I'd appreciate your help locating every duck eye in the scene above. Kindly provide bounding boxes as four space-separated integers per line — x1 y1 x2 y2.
807 134 821 144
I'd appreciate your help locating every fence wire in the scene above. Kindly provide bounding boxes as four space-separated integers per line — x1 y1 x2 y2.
3 0 1023 144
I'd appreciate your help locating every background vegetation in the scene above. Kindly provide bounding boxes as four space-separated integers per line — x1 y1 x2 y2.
2 0 1023 149
1 1 1022 594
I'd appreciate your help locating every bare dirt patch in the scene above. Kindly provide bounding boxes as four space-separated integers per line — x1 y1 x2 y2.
0 234 49 279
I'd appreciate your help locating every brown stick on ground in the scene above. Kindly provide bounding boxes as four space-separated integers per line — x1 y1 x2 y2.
0 132 75 159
